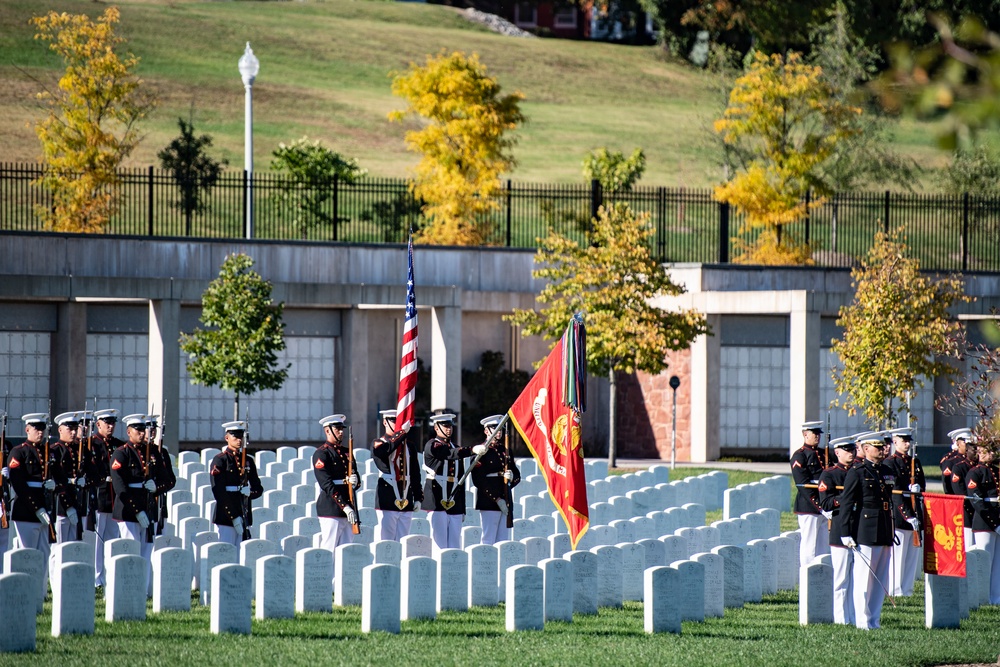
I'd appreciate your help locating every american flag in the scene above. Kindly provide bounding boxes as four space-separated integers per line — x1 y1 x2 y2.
394 235 418 431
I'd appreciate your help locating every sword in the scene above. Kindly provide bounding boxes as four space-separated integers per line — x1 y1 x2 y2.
852 545 896 608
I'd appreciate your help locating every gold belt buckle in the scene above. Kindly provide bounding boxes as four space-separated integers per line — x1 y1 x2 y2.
883 502 889 511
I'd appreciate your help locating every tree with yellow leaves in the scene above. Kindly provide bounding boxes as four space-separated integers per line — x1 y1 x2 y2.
389 51 524 245
32 8 155 233
507 203 709 468
714 51 860 265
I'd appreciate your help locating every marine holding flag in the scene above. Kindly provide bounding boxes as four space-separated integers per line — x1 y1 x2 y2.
508 315 589 549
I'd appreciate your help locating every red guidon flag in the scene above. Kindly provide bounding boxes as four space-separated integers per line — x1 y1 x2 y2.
923 492 966 577
508 337 589 549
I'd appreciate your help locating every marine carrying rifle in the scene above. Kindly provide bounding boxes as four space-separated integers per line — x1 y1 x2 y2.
347 427 361 535
75 401 90 540
0 393 9 530
238 410 252 541
42 407 56 543
155 401 168 537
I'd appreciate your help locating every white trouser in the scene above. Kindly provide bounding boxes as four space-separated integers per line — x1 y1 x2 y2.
430 511 463 550
973 531 1000 605
797 514 829 567
94 512 118 586
853 544 891 630
0 526 10 566
117 521 151 595
891 529 921 596
55 515 77 543
830 545 854 625
216 525 241 548
377 510 411 542
13 521 50 602
319 517 353 554
965 527 973 553
480 510 508 546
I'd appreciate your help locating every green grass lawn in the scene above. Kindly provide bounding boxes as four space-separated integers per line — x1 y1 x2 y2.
14 466 1000 665
0 0 951 188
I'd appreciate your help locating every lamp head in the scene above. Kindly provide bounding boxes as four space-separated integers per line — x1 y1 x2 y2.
239 42 259 86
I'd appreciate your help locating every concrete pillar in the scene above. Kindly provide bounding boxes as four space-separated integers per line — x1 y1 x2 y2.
789 302 820 455
50 301 88 414
690 315 721 463
430 305 462 419
338 307 370 446
148 299 181 453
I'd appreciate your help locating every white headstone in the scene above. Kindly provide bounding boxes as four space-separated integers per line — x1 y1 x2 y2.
540 557 573 622
210 563 252 634
591 545 623 608
676 527 702 557
294 516 321 538
256 555 295 620
52 562 94 637
618 542 645 602
409 518 431 538
153 534 183 552
749 538 777 595
781 530 802 568
659 535 688 564
105 537 140 564
712 545 744 609
180 516 211 551
4 548 45 614
199 542 237 606
506 564 544 631
644 566 681 634
281 535 312 560
296 548 333 613
670 559 705 622
925 573 961 628
771 535 797 590
401 556 437 621
51 541 92 593
436 548 469 612
497 540 526 603
255 449 276 470
743 540 763 603
260 521 292 545
565 550 598 615
467 544 499 607
335 543 373 607
371 540 403 567
549 534 571 559
152 547 193 613
106 554 147 622
799 561 834 625
191 531 220 591
0 573 36 651
636 538 667 571
966 547 988 608
240 538 281 599
461 525 482 549
523 537 550 566
361 563 401 633
692 552 725 618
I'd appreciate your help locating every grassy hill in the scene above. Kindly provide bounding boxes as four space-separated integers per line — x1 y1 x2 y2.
0 0 950 187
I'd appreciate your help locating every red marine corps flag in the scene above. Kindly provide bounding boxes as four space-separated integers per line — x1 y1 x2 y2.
923 492 966 577
508 315 589 549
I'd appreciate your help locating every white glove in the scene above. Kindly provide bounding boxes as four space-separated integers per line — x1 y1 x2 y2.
232 517 244 535
135 511 150 530
908 483 921 494
497 499 509 516
43 479 56 491
907 517 921 532
75 475 87 488
503 470 514 482
143 479 157 493
412 501 421 512
240 485 252 497
1 467 8 478
344 507 357 525
66 507 78 525
472 444 487 456
401 422 411 433
35 508 51 526
105 476 112 483
841 536 857 549
821 510 833 520
348 474 359 486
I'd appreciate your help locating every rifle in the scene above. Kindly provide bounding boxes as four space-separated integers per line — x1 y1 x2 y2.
238 410 252 541
824 412 831 468
74 401 90 540
503 424 514 530
347 427 361 535
155 401 168 537
910 433 921 547
450 414 510 499
0 393 8 530
143 405 157 543
42 407 56 543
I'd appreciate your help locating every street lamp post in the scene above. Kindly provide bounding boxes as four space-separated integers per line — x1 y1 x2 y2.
668 375 680 470
238 42 259 240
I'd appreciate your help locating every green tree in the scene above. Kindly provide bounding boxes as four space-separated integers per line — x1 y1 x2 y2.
714 51 861 265
158 118 227 234
831 228 970 427
582 148 646 192
461 350 529 445
389 51 525 246
180 253 289 419
507 203 710 468
936 323 1000 453
271 137 367 240
31 7 155 233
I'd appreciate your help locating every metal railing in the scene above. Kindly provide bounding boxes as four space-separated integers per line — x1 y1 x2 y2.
2 162 999 271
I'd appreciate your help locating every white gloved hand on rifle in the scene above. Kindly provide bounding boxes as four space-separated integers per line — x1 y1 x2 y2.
347 474 359 486
240 485 252 497
135 511 150 530
66 507 78 525
503 470 514 482
841 536 857 549
75 475 87 488
907 517 921 532
232 516 244 536
43 478 56 491
472 444 487 456
344 507 357 525
821 510 833 520
35 508 51 526
909 483 921 494
1 467 8 479
143 479 157 493
496 499 509 516
412 501 421 512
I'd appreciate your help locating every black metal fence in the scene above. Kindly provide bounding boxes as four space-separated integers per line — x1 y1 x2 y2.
2 162 999 272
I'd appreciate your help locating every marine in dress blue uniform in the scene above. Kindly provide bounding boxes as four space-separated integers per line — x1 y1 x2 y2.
818 435 856 625
313 414 359 561
790 420 829 566
209 421 264 547
966 447 1000 604
884 427 925 596
471 415 520 546
423 413 478 550
371 409 422 542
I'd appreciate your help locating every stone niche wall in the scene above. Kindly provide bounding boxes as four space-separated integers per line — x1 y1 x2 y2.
615 349 691 461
